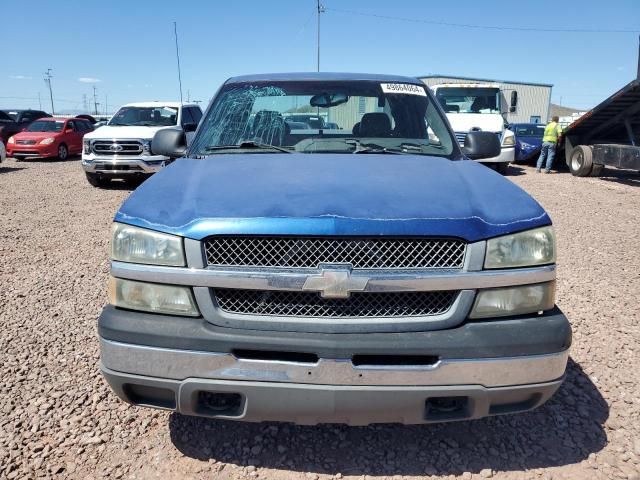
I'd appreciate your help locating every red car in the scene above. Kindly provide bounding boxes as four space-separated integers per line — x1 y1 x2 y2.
6 117 94 160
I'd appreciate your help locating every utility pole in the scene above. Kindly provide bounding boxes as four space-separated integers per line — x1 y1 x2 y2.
316 1 325 72
104 95 108 116
187 89 190 103
82 94 88 113
44 69 55 114
174 21 184 105
38 92 42 110
637 34 639 80
93 86 99 115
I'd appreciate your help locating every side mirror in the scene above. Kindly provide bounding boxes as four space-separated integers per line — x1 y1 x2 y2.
509 91 518 113
463 131 501 160
183 122 197 133
152 128 187 158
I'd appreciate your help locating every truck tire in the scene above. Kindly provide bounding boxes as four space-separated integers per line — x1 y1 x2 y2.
590 163 604 177
569 145 593 177
85 172 107 188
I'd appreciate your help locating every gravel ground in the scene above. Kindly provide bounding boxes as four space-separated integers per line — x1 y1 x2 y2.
0 157 639 480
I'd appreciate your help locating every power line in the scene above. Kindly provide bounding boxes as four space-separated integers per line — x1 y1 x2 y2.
325 7 640 34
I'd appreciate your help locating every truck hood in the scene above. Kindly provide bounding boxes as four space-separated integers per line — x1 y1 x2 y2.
83 124 173 140
446 113 505 133
116 154 550 242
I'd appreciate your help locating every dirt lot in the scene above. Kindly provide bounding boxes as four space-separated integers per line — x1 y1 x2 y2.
0 157 639 480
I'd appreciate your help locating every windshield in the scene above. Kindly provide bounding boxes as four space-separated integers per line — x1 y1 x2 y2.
514 124 545 137
27 120 64 132
109 106 178 126
0 111 14 121
435 87 500 114
190 80 455 157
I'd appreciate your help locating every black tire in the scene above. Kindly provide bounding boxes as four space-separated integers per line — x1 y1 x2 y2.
590 163 604 177
85 172 107 187
495 162 509 175
569 145 593 177
57 143 69 161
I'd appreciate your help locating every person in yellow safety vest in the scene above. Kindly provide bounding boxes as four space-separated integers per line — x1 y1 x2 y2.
536 116 562 173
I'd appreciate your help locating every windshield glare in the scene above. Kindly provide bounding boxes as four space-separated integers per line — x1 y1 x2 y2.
190 81 455 157
436 87 500 114
27 120 63 132
109 106 178 127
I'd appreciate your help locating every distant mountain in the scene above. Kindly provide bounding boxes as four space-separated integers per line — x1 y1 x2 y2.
550 103 585 118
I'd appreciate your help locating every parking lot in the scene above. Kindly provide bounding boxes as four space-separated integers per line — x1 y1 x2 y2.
0 157 639 480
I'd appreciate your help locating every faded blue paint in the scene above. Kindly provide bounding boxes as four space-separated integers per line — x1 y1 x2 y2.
115 154 550 242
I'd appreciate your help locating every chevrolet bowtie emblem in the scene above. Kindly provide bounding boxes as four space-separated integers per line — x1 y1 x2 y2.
302 267 368 299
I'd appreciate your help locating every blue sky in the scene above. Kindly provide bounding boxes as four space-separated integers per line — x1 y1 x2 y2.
2 0 638 113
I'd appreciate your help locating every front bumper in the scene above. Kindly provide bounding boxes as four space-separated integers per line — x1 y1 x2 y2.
81 155 167 175
477 146 515 164
99 306 570 424
7 145 57 159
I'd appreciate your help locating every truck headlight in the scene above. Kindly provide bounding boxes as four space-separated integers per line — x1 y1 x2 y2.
502 133 515 146
470 282 555 318
485 226 555 269
8 136 15 144
109 277 199 316
83 139 91 154
40 137 55 145
111 223 185 266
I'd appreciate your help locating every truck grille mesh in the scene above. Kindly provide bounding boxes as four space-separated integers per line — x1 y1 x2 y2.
204 237 466 269
213 289 458 318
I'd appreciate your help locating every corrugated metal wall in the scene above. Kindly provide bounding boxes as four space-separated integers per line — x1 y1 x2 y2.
419 76 552 124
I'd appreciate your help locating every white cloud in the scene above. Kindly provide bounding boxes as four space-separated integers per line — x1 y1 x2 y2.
144 83 153 88
9 75 32 80
78 77 101 83
616 66 625 71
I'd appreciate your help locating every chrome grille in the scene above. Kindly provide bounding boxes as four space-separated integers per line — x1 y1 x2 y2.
16 139 36 145
213 289 458 318
92 140 143 155
204 237 466 270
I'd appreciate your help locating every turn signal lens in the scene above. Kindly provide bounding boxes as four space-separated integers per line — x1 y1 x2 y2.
109 277 199 316
470 282 555 319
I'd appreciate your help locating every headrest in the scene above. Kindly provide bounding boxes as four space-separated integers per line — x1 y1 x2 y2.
359 112 391 137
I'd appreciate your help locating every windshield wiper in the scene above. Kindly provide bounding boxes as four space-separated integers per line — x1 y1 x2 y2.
203 141 292 154
344 139 403 154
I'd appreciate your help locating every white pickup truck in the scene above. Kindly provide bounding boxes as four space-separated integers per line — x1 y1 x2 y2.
81 101 202 187
431 83 515 174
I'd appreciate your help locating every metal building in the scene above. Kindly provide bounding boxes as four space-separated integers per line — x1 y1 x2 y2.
418 74 553 124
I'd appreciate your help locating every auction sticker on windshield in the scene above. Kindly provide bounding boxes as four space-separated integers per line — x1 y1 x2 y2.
380 83 426 96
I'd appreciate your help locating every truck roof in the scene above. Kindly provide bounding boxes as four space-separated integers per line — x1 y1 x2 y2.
121 102 198 108
226 72 424 85
430 83 501 89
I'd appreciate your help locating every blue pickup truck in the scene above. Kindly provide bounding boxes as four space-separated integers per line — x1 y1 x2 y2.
99 73 570 425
